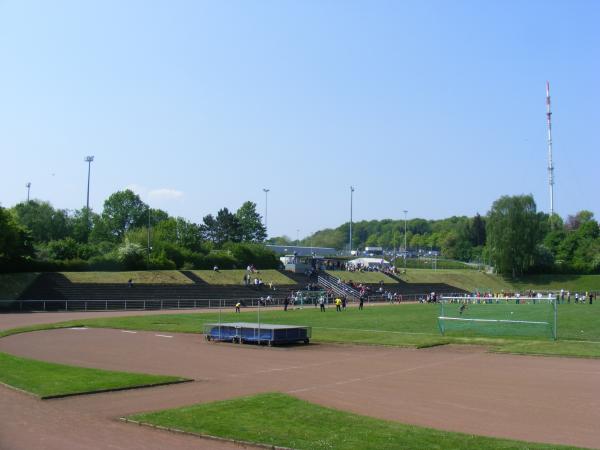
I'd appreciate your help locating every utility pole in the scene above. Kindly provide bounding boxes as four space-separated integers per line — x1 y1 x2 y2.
546 81 555 218
25 182 31 202
349 186 355 254
263 188 270 237
147 207 151 268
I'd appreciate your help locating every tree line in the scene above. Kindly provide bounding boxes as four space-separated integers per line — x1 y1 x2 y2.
0 189 275 272
2 190 598 277
271 195 600 277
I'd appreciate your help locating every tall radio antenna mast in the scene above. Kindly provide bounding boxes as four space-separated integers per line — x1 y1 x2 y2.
546 81 555 217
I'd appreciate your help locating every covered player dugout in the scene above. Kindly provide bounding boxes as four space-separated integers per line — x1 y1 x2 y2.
204 322 312 346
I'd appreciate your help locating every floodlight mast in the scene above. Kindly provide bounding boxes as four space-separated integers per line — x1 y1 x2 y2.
263 188 270 237
403 210 408 271
25 182 31 202
349 186 355 254
84 156 94 211
546 82 555 217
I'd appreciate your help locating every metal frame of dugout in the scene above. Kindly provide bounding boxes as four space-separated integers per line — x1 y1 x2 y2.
203 322 311 346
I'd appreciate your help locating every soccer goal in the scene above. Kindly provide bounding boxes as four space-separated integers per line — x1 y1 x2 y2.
438 297 557 340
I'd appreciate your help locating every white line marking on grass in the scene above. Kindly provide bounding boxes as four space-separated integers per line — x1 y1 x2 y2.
121 330 137 334
69 327 88 330
314 326 431 336
155 334 173 338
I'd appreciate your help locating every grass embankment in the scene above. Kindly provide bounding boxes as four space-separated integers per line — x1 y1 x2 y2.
398 269 600 293
192 269 295 285
8 303 598 358
128 393 577 450
0 273 39 299
399 258 475 270
61 271 192 284
325 270 397 284
0 352 187 398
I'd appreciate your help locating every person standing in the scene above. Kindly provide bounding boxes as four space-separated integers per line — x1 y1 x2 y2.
359 295 364 310
341 296 347 310
319 295 326 312
335 297 342 312
284 295 290 311
235 302 241 313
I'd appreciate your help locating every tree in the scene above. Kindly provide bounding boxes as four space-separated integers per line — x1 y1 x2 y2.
43 238 80 260
11 200 71 243
469 213 486 247
153 217 205 252
565 210 594 231
101 190 148 240
235 201 267 243
486 195 542 277
214 208 242 245
201 208 242 246
117 239 145 269
201 214 218 244
0 206 34 267
69 207 98 243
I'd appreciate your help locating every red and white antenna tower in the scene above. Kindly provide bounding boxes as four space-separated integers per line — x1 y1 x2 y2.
546 81 555 217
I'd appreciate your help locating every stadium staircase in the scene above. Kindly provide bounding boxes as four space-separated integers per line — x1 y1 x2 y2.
317 272 361 300
318 270 466 300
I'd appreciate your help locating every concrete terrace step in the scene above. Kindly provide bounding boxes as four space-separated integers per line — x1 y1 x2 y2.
18 272 305 301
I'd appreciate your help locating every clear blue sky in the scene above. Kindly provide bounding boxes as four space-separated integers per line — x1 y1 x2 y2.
1 0 598 238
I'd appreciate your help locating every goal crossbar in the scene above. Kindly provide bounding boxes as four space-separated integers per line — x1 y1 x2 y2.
438 316 549 325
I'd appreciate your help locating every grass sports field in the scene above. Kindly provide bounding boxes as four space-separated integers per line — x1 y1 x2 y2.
2 302 599 357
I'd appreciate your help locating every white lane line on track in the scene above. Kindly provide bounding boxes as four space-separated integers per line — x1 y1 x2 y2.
287 353 479 394
155 334 173 338
69 327 88 330
121 330 137 334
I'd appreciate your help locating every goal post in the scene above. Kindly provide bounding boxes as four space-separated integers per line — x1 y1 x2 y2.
438 297 557 340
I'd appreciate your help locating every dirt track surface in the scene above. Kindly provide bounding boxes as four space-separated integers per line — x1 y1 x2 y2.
1 323 600 450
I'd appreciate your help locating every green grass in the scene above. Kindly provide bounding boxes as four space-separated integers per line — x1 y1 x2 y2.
129 393 577 450
0 273 39 299
61 271 193 284
0 352 187 398
398 269 600 293
192 269 295 285
8 302 598 358
325 270 398 284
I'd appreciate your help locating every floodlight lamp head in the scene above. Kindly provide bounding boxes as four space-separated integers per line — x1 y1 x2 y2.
263 188 270 193
85 156 94 163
